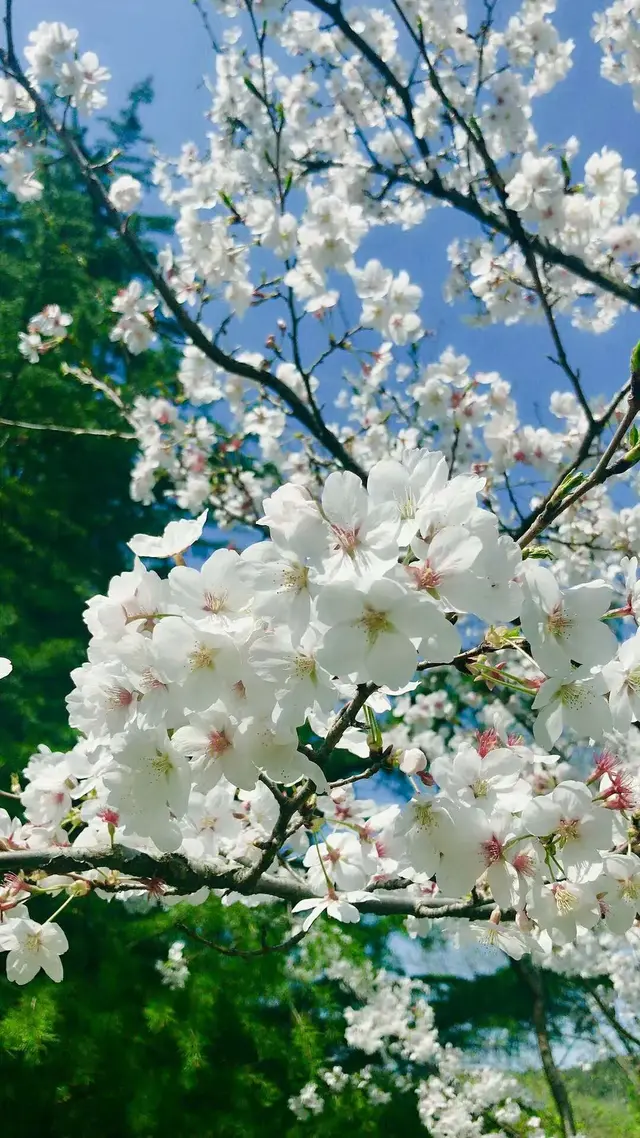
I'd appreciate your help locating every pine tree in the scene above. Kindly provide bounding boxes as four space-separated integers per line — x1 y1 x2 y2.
0 84 178 771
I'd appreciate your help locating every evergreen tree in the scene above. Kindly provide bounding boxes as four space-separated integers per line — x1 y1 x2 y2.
0 85 178 771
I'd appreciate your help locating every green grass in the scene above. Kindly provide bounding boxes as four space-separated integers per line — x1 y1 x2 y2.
520 1059 640 1137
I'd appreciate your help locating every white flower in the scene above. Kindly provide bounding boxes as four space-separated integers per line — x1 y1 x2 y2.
602 853 640 933
367 448 448 545
0 657 12 679
521 565 617 674
291 890 370 931
239 540 315 635
0 77 34 121
236 718 329 791
393 795 456 880
152 617 241 712
528 880 601 944
4 919 69 985
172 705 257 792
399 747 427 775
532 665 612 748
468 920 529 960
249 626 337 727
316 577 442 688
312 471 400 578
128 510 207 558
522 781 613 881
169 548 253 640
505 152 565 220
431 744 531 813
108 174 143 213
303 832 373 892
104 728 190 852
408 526 483 610
602 628 640 732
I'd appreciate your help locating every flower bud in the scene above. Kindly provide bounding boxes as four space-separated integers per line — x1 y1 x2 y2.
399 748 427 775
516 910 535 933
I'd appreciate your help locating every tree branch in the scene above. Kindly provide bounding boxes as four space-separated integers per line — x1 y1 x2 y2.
308 0 640 314
0 415 135 440
518 392 640 548
178 920 307 958
0 28 366 483
0 846 506 920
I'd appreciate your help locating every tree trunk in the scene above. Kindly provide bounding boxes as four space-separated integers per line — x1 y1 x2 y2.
510 958 577 1138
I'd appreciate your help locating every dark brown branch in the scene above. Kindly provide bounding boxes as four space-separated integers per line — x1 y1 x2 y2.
308 1 640 313
515 383 631 540
0 846 505 920
518 394 640 547
178 920 307 958
0 26 366 483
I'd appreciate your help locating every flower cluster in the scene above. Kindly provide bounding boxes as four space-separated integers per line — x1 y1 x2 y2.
288 955 553 1137
25 21 110 114
3 0 640 1007
1 458 640 982
18 304 72 364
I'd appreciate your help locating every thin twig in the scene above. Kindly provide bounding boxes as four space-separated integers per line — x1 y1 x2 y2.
518 394 640 547
178 921 307 959
0 416 135 440
0 26 366 482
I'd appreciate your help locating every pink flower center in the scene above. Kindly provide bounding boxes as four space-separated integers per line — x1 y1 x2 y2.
476 728 499 758
107 686 135 710
207 730 231 757
331 524 361 557
409 562 441 591
99 808 120 826
512 852 536 878
481 834 504 866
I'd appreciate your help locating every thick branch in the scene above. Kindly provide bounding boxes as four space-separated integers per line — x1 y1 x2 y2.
0 846 504 920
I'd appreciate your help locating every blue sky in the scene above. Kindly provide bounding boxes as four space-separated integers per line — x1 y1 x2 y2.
13 1 640 428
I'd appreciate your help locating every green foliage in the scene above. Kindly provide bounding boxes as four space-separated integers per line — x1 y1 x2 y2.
0 895 416 1137
522 1059 640 1138
427 967 593 1052
0 92 178 773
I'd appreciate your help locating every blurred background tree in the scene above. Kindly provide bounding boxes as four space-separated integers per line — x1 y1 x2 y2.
0 81 178 771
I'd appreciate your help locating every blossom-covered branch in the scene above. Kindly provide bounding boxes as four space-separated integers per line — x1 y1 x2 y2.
2 3 640 993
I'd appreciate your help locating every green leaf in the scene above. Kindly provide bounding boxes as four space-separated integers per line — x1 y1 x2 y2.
552 470 586 501
243 76 263 101
630 337 640 376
